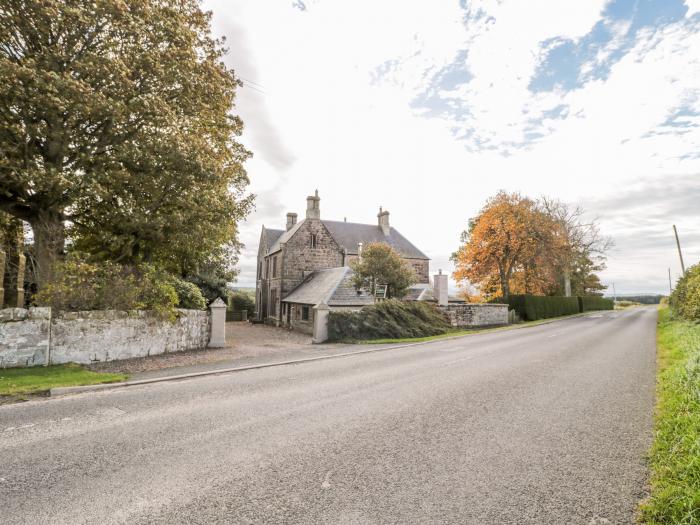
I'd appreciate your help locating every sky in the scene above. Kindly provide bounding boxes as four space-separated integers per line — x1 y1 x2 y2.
204 0 700 295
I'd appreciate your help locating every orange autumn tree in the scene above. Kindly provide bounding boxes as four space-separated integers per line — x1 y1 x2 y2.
451 191 558 300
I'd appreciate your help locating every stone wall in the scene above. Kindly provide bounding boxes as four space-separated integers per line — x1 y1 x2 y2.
0 308 51 367
407 258 430 284
0 308 210 368
440 303 509 328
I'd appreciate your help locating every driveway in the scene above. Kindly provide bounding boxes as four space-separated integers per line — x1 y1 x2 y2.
0 307 657 524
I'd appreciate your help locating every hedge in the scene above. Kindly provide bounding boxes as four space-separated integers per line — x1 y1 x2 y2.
670 263 700 322
578 296 614 312
327 300 451 341
506 295 580 321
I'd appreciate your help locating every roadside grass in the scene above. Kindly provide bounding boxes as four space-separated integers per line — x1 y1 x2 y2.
355 311 598 345
639 307 700 524
0 364 127 397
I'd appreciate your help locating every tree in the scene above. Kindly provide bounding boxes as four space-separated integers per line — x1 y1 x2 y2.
0 0 252 288
350 242 417 299
452 192 554 300
539 197 612 297
452 192 610 300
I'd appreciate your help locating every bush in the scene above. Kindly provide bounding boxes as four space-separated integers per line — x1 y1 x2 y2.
35 254 178 319
327 300 451 341
506 295 580 321
229 290 255 315
670 263 700 322
578 296 614 312
186 272 229 304
171 278 206 310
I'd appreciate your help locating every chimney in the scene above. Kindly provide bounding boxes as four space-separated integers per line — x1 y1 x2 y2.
377 206 390 236
286 212 297 231
434 269 448 306
306 189 320 220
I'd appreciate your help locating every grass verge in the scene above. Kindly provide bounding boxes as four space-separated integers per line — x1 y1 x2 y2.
639 307 700 524
0 364 127 397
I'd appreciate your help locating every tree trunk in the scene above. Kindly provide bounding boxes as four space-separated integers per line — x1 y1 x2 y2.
563 268 572 297
499 266 509 300
30 211 65 290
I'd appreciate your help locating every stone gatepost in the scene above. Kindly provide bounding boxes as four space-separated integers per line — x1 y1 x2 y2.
208 297 227 348
312 301 330 344
434 269 448 307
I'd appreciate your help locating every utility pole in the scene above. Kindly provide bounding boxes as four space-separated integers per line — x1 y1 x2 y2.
668 268 673 295
612 282 617 302
673 225 686 276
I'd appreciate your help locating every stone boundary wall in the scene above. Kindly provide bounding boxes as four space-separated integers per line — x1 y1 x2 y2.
439 303 509 328
0 308 210 368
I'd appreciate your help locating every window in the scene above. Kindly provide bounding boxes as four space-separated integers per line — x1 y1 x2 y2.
272 256 278 278
310 234 317 248
269 289 278 317
302 306 310 321
258 261 262 279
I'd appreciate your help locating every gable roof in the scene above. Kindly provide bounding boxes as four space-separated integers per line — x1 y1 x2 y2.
262 227 285 253
282 266 374 307
268 220 305 254
263 219 428 260
323 220 428 259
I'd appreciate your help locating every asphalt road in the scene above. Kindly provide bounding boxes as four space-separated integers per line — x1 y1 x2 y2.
0 307 657 524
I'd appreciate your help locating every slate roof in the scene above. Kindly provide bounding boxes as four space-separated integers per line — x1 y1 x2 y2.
265 219 428 260
282 267 375 307
268 221 304 254
263 228 285 252
323 220 428 259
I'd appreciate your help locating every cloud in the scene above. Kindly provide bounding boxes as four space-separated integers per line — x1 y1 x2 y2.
578 173 700 293
204 0 700 294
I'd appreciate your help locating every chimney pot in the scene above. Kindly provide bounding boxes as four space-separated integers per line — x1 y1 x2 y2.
306 191 321 220
377 207 390 236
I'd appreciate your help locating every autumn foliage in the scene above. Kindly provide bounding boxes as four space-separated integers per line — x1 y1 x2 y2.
452 191 609 301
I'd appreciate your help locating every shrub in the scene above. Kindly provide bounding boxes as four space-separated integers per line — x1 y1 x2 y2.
186 272 229 304
670 263 700 322
327 300 451 341
578 296 614 312
229 290 255 315
171 278 207 310
506 295 580 321
35 254 178 319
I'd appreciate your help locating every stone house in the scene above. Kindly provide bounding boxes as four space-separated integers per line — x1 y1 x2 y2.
255 191 430 332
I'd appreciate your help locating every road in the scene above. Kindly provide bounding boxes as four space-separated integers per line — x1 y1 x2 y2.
0 307 657 524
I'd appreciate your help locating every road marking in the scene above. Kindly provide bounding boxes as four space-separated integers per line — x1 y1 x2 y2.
321 471 332 489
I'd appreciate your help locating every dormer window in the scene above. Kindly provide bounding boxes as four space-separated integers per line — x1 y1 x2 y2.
310 234 317 248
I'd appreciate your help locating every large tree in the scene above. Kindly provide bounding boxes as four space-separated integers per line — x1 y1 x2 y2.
452 191 610 300
540 197 611 297
0 0 252 288
452 192 553 300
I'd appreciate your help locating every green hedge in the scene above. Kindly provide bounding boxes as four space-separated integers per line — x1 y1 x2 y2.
507 295 580 321
328 300 451 341
670 263 700 322
578 296 614 312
